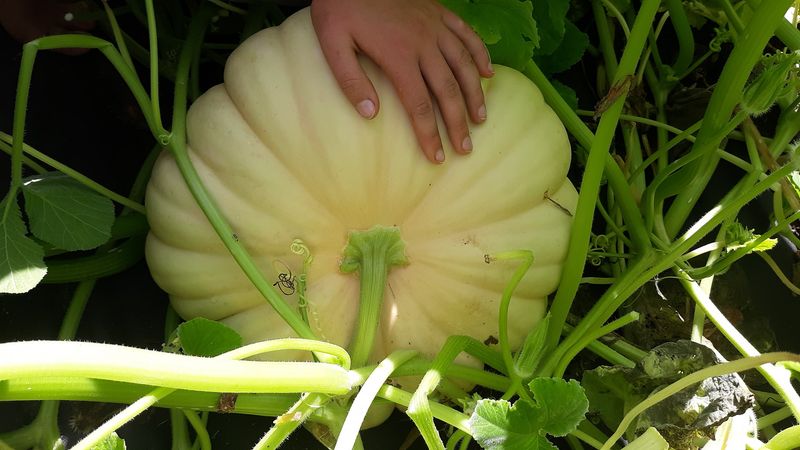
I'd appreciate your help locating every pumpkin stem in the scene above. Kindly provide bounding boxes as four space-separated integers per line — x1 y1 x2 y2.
340 226 408 368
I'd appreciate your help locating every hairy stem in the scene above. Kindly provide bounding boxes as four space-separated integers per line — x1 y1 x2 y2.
340 226 407 368
0 341 353 394
664 0 793 236
544 0 661 354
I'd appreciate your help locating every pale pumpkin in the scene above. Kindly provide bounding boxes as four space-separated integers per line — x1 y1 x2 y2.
145 8 578 367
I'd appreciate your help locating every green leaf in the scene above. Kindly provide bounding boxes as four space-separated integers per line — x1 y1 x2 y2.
534 20 589 75
581 365 637 430
470 399 557 450
92 432 126 450
528 378 589 436
22 173 114 251
0 195 46 294
530 0 569 56
439 0 539 71
177 317 242 357
551 79 579 111
469 378 588 450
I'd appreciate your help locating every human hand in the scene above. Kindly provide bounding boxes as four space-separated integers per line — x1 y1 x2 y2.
310 0 493 164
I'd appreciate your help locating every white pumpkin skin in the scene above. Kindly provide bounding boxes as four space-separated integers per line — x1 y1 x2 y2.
145 8 578 365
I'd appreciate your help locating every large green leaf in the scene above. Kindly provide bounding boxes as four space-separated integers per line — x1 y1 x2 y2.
469 378 588 450
22 173 114 251
534 20 589 74
0 195 46 294
528 378 589 437
531 0 569 56
470 398 557 450
439 0 539 71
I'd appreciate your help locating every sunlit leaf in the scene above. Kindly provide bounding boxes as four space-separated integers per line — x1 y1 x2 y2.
470 399 557 450
724 221 777 253
528 378 589 436
469 377 588 450
0 195 46 294
93 432 126 450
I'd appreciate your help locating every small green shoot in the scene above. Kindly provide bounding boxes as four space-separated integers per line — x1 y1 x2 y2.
513 314 550 380
724 221 778 253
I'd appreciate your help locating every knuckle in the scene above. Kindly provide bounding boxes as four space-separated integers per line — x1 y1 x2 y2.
452 16 467 31
411 99 434 118
338 75 364 96
423 134 441 148
456 47 474 67
440 77 461 99
452 119 469 135
446 118 469 141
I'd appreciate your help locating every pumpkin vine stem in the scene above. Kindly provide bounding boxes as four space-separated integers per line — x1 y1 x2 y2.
340 226 408 369
537 0 661 365
663 0 794 236
166 4 319 343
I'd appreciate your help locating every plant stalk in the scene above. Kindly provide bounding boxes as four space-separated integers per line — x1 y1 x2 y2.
340 226 407 369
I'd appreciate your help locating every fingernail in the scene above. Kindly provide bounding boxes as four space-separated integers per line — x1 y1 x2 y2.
478 104 487 121
483 42 494 75
435 149 445 163
462 136 472 152
357 99 375 119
